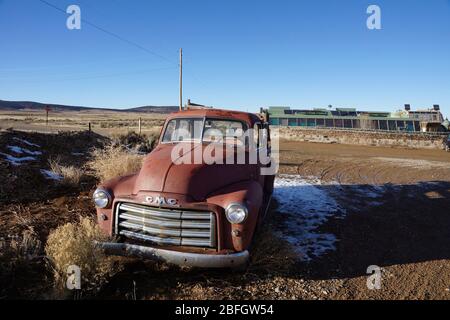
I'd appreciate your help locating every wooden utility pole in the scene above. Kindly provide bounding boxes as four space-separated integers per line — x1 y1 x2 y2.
45 106 51 126
138 117 142 135
179 48 183 111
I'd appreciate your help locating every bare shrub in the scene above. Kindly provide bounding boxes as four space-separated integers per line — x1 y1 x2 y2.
49 158 84 185
88 144 144 182
10 230 42 260
111 130 160 154
0 230 42 265
146 130 160 150
0 231 43 297
45 217 121 296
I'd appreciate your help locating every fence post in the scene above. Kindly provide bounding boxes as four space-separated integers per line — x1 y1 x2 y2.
138 117 142 135
88 122 91 133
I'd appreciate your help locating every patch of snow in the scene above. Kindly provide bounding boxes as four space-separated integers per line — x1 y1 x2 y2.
7 145 42 156
0 152 37 166
12 137 41 148
71 152 84 156
273 174 346 262
40 169 62 181
348 185 384 199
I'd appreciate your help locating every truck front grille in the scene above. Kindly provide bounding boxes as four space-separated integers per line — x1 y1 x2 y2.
115 203 216 248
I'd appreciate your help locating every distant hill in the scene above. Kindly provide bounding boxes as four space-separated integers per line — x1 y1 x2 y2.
0 100 179 114
127 105 180 113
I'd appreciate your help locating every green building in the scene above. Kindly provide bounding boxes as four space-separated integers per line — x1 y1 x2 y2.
267 105 446 132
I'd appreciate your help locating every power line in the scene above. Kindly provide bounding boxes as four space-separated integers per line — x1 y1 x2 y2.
0 56 171 72
36 0 210 100
0 66 177 83
37 0 177 66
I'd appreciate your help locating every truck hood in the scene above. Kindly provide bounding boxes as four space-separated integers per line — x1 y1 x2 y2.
132 143 257 201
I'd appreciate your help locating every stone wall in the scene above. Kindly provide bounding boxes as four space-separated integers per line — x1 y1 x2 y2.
277 127 448 150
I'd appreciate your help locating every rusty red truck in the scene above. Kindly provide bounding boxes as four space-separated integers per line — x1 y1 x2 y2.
93 108 275 268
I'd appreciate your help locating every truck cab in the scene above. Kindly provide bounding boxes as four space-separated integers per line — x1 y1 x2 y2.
93 108 275 268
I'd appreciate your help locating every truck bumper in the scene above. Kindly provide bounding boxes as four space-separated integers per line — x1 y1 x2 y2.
96 241 249 268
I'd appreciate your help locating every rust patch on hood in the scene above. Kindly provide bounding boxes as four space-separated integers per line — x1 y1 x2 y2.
132 143 257 200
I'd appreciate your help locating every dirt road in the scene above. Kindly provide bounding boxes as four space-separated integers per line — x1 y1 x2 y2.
1 133 449 299
277 141 450 299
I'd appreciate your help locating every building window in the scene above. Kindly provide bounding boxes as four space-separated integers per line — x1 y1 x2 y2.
405 121 414 131
280 118 288 126
414 121 420 132
388 120 397 131
396 120 405 130
325 119 334 127
288 118 297 126
316 118 325 127
379 120 388 130
307 119 316 127
299 118 307 127
373 120 379 130
335 119 343 127
344 119 352 128
269 118 279 125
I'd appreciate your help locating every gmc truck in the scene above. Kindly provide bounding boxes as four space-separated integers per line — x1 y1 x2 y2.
93 108 275 268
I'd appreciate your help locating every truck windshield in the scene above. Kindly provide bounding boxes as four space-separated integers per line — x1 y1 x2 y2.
162 118 246 145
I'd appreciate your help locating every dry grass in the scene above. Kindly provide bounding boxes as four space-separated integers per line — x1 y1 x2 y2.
45 217 121 297
10 230 42 259
88 144 144 182
0 230 42 264
49 158 84 186
0 230 43 297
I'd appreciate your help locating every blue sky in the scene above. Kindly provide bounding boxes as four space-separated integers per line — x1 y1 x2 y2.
0 0 449 117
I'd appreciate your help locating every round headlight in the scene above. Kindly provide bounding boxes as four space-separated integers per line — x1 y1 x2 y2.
93 189 111 209
225 203 248 224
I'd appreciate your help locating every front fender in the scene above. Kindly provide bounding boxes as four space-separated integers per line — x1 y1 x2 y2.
95 174 138 236
98 174 138 199
207 180 263 251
